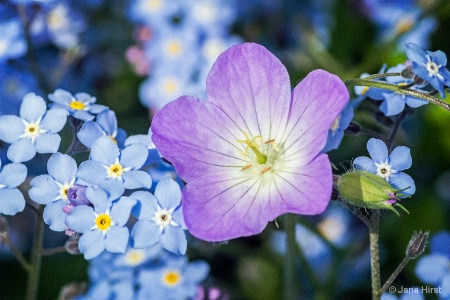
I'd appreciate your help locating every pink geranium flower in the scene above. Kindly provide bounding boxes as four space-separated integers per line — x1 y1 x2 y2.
151 43 349 241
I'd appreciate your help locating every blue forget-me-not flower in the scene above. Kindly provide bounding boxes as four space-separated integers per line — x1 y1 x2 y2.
0 159 27 215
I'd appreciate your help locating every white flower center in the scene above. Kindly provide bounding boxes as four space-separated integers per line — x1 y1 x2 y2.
375 162 392 180
105 159 130 180
55 181 74 201
152 206 178 232
19 118 47 143
424 56 441 77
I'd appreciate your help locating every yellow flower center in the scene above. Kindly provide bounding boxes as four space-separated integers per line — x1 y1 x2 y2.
396 18 413 34
107 163 124 179
164 79 179 94
162 270 181 287
70 100 86 110
147 0 161 10
166 40 182 56
360 86 369 95
125 249 146 266
25 123 40 137
109 135 117 144
95 214 112 231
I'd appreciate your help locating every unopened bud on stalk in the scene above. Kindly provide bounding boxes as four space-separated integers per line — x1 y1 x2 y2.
406 231 429 259
337 170 410 216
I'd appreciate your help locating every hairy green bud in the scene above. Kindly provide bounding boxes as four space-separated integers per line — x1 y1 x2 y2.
337 170 409 216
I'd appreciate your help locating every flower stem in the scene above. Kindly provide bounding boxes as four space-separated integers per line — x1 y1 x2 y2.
283 214 300 300
0 227 30 271
25 205 45 300
362 73 402 80
345 78 450 112
380 256 410 294
368 211 381 300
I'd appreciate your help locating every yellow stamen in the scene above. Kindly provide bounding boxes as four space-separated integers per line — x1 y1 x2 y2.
95 214 112 231
236 132 267 164
261 167 271 173
69 100 85 110
162 270 181 287
241 163 252 171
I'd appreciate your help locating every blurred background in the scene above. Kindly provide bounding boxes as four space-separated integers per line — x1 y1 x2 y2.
1 0 450 299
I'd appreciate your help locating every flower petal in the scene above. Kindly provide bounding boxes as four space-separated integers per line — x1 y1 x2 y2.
29 174 59 204
90 136 119 165
20 93 46 122
0 115 24 143
380 94 405 116
353 156 377 174
282 70 349 165
40 108 67 132
160 226 187 255
105 226 129 253
390 172 416 196
79 230 105 260
76 161 106 185
389 146 412 171
152 96 246 182
110 196 136 226
0 188 25 215
122 171 152 190
206 43 291 143
43 200 68 231
154 177 181 209
66 205 95 233
130 219 160 248
129 191 159 219
34 133 61 154
120 143 148 169
8 138 36 163
0 163 27 188
47 153 77 184
367 138 388 163
182 154 332 241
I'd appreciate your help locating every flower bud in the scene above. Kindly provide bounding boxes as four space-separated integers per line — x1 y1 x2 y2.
337 170 409 216
406 231 429 259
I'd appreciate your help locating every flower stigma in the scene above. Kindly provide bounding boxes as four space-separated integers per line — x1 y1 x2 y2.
375 161 393 180
152 207 177 232
424 56 441 77
237 132 281 175
19 118 46 143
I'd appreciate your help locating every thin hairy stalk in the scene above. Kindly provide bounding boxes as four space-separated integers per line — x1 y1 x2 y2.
368 211 381 300
345 78 450 112
0 229 30 271
283 214 300 300
380 256 409 294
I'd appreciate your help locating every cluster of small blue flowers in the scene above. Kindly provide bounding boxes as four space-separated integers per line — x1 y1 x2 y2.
0 89 211 297
0 90 192 261
126 0 242 112
0 1 88 115
76 246 209 300
360 0 437 50
323 42 450 153
414 231 450 299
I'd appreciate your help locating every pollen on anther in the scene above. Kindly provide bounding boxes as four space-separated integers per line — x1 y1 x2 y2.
261 167 271 173
241 163 252 171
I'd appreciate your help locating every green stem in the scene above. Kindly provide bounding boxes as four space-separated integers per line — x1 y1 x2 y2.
283 214 300 300
362 73 402 80
380 256 410 294
368 212 381 300
25 205 45 300
345 78 450 112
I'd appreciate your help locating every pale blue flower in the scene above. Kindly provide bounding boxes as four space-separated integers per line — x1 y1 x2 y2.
0 93 67 162
76 136 151 190
131 177 186 255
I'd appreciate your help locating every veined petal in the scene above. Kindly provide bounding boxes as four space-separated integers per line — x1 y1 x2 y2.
79 230 105 260
34 133 61 154
206 43 291 142
367 138 389 163
20 93 46 122
47 153 77 184
0 115 24 143
7 139 36 163
0 188 25 215
281 70 349 165
182 154 332 241
90 136 119 165
154 177 181 209
40 108 67 132
152 96 247 182
353 156 377 174
389 146 412 171
390 172 416 196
